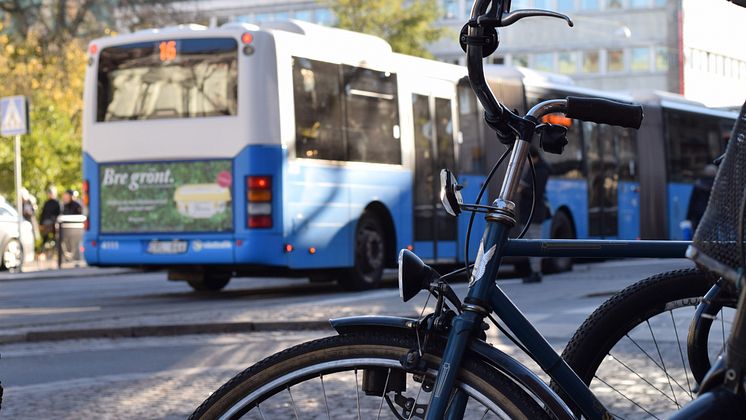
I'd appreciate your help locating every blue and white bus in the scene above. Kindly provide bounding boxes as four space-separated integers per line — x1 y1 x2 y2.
483 67 737 272
82 20 735 290
82 21 496 291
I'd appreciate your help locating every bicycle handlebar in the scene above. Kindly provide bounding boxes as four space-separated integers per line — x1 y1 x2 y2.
565 96 644 129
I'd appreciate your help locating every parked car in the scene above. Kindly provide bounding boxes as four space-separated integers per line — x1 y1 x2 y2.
0 199 35 271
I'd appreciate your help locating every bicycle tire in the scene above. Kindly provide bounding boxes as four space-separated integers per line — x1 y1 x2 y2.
557 268 736 417
190 330 549 419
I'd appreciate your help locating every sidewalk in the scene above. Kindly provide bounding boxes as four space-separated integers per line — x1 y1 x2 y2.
0 261 139 282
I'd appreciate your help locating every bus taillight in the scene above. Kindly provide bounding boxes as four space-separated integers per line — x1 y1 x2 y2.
247 176 272 229
82 180 90 229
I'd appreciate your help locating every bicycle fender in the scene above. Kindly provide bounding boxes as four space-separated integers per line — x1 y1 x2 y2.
330 315 576 420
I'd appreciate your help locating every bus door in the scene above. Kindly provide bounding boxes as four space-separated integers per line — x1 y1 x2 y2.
412 87 458 262
584 123 640 238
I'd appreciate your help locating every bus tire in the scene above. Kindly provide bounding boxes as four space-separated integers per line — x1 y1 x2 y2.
187 272 231 292
341 211 386 291
542 211 574 274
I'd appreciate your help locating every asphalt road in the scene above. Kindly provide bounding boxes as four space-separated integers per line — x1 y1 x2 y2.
0 258 696 418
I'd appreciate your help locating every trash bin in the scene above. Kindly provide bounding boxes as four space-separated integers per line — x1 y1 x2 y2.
56 215 86 266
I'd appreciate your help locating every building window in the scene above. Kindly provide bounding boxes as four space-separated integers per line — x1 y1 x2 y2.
294 10 313 21
558 52 577 74
557 0 575 11
582 50 600 73
533 0 551 9
254 12 273 22
655 0 666 6
315 8 335 25
630 47 650 72
533 53 554 72
512 54 529 67
630 0 650 8
655 47 669 71
442 0 458 19
512 0 530 8
491 55 506 65
580 0 600 10
606 0 623 9
607 49 624 72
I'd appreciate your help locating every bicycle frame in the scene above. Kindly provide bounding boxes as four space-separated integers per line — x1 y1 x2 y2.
420 100 616 419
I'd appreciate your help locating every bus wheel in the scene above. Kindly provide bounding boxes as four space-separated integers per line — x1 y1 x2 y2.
187 273 231 292
342 212 386 291
542 211 575 274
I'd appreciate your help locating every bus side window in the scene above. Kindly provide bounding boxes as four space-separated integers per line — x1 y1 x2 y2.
664 110 724 182
342 65 401 165
456 82 485 174
292 57 345 161
615 127 637 180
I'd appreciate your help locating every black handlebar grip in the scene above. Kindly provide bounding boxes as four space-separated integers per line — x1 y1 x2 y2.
565 96 644 129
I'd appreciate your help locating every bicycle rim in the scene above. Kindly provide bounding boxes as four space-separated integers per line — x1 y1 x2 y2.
590 297 736 418
190 332 548 420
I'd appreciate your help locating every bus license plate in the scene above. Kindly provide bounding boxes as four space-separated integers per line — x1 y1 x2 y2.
147 240 188 254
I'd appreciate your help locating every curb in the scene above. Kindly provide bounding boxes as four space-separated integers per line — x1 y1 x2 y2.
0 268 141 282
0 320 337 345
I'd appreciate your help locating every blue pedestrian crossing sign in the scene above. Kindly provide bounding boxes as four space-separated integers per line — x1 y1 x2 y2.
0 96 29 136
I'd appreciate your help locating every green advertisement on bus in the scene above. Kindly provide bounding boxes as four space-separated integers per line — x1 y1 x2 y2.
99 160 233 233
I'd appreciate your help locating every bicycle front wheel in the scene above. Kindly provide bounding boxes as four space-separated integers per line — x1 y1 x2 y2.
559 268 736 418
189 330 548 419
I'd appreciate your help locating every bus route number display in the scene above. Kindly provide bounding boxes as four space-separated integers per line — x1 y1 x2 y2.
159 40 177 61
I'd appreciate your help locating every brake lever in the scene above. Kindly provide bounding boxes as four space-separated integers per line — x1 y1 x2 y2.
478 8 574 28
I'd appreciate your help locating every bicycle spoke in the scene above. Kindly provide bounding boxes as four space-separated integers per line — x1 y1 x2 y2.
407 377 425 420
670 310 693 397
605 352 678 405
479 407 490 420
593 374 661 420
376 368 392 420
256 403 267 420
287 387 300 420
355 369 362 420
320 374 331 420
646 319 678 406
721 308 726 345
624 333 690 396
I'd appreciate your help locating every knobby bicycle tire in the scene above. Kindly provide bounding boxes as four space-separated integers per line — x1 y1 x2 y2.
556 268 736 417
189 330 549 419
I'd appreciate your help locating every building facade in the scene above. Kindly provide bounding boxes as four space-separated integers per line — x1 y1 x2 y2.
174 0 746 107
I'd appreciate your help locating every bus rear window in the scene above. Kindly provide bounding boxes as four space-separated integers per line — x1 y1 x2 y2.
97 38 238 122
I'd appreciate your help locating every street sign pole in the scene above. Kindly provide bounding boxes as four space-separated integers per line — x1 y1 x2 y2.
14 134 23 240
1 95 30 271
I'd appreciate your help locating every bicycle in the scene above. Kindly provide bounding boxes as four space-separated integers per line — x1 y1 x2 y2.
190 2 740 419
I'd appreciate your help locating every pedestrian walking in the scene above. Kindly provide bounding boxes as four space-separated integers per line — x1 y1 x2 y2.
685 164 717 233
62 189 83 215
516 146 552 283
39 186 62 246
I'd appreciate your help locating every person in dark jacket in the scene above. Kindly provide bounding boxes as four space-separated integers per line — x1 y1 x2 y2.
686 164 717 232
39 186 61 245
516 147 552 283
62 189 83 215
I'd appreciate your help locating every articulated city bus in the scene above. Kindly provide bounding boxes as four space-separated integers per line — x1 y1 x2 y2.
82 20 734 291
482 67 737 272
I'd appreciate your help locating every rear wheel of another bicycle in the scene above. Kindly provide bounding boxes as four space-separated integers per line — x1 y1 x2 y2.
557 268 737 418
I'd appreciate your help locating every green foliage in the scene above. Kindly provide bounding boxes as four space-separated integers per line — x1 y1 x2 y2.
331 0 447 58
0 30 85 205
